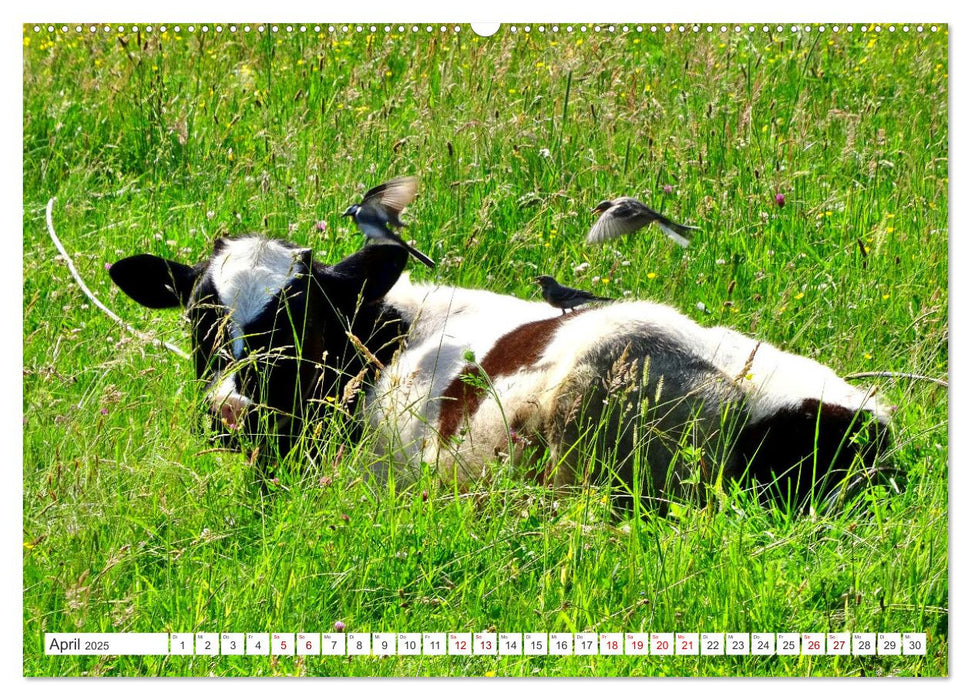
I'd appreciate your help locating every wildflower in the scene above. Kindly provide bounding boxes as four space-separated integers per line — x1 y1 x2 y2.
340 513 350 522
663 185 674 194
104 262 112 270
775 193 786 207
100 407 108 416
334 621 346 632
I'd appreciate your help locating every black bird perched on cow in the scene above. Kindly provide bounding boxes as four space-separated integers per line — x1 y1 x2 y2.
535 275 613 314
342 175 436 269
587 197 699 248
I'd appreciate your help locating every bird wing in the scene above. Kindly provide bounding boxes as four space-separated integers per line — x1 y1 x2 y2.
587 197 698 247
557 284 611 305
585 198 656 243
361 176 419 217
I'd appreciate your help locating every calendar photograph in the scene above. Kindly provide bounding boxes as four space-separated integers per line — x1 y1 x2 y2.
22 20 948 677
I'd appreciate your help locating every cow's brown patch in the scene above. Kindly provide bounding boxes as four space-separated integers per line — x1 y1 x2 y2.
437 312 584 441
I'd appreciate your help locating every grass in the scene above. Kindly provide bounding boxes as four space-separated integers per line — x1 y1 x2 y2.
22 22 948 677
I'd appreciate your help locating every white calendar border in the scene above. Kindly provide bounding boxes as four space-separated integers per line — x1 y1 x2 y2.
9 1 961 699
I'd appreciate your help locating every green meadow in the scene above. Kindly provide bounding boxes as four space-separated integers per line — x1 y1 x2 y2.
22 23 948 676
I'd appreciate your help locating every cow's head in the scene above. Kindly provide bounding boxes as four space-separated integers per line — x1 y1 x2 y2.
110 236 409 458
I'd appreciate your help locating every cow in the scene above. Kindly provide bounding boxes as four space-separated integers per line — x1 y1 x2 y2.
109 235 891 511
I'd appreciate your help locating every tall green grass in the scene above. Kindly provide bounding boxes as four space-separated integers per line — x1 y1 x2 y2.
23 23 948 676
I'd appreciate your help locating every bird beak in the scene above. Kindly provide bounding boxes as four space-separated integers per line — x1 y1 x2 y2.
591 204 606 215
341 206 356 217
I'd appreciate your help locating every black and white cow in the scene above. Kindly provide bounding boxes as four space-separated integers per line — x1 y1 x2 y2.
110 235 890 509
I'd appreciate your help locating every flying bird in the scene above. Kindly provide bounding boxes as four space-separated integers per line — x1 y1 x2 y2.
587 197 698 248
535 275 613 314
342 176 436 269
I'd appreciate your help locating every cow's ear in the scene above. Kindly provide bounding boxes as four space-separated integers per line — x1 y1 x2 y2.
319 244 409 308
109 254 201 309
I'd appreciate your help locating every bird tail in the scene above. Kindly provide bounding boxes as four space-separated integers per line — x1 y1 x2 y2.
405 242 436 269
655 215 698 248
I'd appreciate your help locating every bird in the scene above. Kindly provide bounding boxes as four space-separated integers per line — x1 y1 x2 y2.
535 275 613 314
586 197 699 248
342 176 436 268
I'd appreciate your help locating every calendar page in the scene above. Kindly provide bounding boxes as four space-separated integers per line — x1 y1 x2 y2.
22 13 948 679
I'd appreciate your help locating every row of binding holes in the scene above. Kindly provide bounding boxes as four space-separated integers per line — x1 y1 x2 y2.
32 25 465 34
30 24 944 34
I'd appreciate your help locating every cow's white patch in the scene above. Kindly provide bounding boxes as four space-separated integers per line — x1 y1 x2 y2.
208 237 307 329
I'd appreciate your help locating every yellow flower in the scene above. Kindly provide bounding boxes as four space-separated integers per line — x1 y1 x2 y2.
646 272 657 280
864 352 873 360
794 292 804 300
